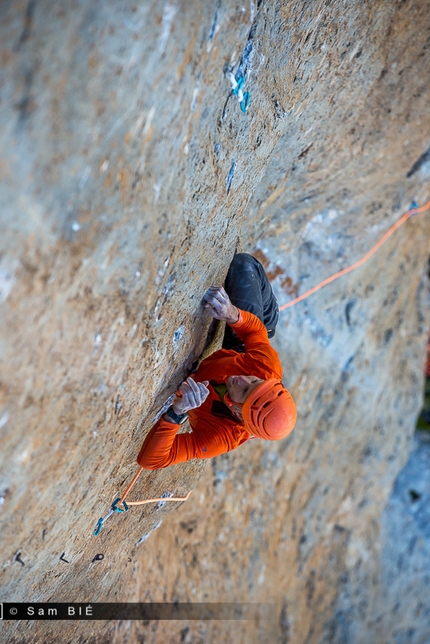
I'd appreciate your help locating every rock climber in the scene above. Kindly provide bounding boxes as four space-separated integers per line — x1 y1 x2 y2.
137 253 297 470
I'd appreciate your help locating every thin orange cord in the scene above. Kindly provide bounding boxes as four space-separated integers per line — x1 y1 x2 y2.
279 199 430 312
126 491 192 506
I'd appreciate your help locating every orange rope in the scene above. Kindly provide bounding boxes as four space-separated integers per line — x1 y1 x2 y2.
279 199 430 311
119 466 144 504
126 491 192 506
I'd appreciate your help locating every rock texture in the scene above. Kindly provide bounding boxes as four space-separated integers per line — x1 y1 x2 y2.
329 430 430 644
0 0 429 643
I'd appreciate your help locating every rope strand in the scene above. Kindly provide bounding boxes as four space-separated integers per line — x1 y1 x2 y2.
119 466 143 505
126 491 192 506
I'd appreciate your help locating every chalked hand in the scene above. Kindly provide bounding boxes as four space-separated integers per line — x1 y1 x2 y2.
202 286 239 324
172 378 210 414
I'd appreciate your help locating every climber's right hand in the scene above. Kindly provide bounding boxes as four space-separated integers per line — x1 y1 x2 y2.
202 286 239 324
172 378 210 414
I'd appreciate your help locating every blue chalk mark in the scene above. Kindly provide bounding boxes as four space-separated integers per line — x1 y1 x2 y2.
240 92 250 113
409 201 419 215
94 518 103 537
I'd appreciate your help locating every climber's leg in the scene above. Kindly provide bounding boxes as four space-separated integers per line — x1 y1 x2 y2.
222 253 279 351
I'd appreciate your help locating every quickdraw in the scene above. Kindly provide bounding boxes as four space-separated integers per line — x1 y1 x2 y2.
93 466 192 536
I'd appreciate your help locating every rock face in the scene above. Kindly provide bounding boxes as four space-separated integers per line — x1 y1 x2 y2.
329 430 430 644
0 1 429 643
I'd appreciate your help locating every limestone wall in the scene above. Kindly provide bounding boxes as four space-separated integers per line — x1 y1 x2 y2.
0 1 429 642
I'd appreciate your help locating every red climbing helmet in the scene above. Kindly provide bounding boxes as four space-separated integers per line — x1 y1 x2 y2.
242 379 297 440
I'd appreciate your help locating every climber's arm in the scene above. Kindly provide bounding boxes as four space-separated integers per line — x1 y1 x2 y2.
203 286 283 378
137 414 245 470
137 416 189 469
137 377 212 469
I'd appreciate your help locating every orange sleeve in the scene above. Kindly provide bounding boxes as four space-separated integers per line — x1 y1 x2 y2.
137 415 241 470
229 309 271 347
230 310 283 379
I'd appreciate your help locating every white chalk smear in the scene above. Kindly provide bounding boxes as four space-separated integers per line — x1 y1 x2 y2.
0 269 13 303
136 520 162 546
0 412 9 429
153 182 161 203
159 3 177 54
191 83 200 111
17 449 29 463
129 323 138 339
78 165 91 190
143 106 156 138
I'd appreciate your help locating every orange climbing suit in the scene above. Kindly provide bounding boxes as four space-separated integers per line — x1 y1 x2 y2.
137 309 283 470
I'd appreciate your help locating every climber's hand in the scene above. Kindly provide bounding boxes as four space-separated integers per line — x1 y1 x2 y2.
172 378 210 414
202 286 239 324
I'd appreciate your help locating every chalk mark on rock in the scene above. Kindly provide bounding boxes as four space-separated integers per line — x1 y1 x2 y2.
225 159 236 195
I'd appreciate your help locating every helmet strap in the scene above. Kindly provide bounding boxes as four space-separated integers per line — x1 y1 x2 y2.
223 393 244 421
